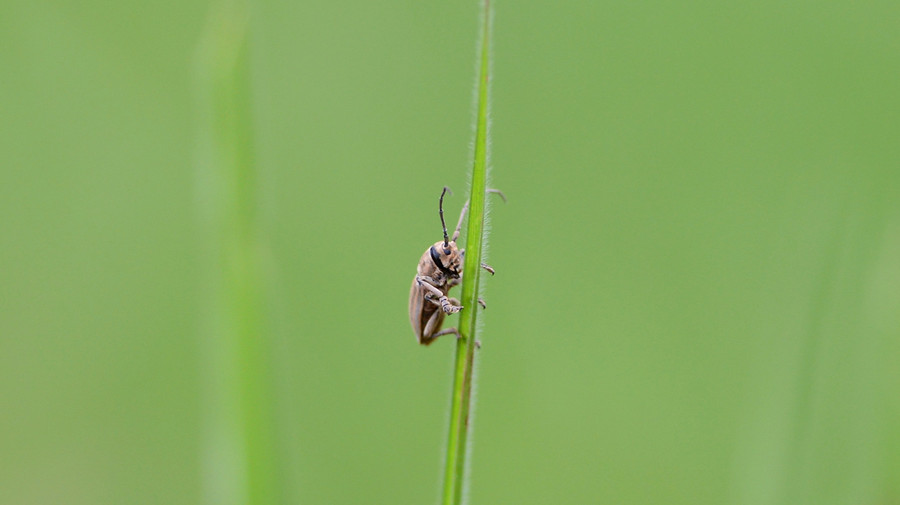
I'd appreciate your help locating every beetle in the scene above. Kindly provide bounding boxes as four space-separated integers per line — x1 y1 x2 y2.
409 186 504 345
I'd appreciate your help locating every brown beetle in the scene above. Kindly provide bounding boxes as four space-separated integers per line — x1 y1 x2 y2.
409 187 504 345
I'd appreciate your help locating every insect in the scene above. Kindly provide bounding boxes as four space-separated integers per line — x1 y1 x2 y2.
409 186 505 345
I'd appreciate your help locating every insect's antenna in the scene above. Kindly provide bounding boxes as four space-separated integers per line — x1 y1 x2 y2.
439 186 452 247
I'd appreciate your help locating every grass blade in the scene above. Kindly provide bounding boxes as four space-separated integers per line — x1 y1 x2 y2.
195 2 281 504
442 1 492 503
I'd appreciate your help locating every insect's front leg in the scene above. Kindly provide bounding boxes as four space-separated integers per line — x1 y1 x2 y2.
454 253 491 306
426 296 460 308
426 296 486 311
459 249 496 276
416 276 462 314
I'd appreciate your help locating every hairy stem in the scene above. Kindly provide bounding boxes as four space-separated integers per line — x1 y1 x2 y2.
442 0 492 503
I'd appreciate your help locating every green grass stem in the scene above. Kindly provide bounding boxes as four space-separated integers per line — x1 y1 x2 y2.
441 1 492 503
195 2 281 504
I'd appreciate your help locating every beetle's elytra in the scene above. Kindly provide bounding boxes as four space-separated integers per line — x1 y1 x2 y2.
409 187 504 346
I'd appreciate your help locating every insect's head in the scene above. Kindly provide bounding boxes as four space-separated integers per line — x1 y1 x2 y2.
430 240 462 278
432 186 462 278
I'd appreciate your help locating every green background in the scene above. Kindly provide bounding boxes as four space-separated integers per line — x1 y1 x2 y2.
2 0 899 504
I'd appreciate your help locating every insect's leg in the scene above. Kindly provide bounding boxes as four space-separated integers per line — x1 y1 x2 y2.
451 297 487 311
416 276 462 314
421 298 481 347
428 296 460 306
451 201 469 242
420 309 446 346
432 328 481 349
450 189 506 241
428 296 485 311
425 327 464 347
432 327 460 338
415 276 445 297
430 327 480 349
488 188 507 202
457 250 496 275
460 254 495 275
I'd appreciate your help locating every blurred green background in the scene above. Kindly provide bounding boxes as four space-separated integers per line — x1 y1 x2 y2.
2 0 899 504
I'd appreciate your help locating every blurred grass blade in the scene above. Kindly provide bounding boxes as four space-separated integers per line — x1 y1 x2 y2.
442 1 492 503
195 1 280 504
